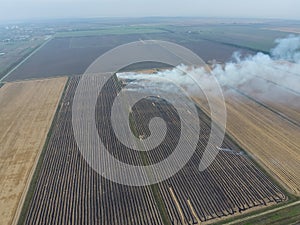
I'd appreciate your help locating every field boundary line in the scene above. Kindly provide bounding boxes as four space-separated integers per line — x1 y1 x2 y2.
229 86 300 127
13 77 68 225
0 37 52 83
224 200 300 225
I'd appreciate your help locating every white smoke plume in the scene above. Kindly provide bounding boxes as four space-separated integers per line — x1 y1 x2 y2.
206 35 300 93
118 35 300 102
271 35 300 63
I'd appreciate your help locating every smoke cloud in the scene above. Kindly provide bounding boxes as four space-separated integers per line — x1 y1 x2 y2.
271 35 300 63
206 35 300 93
118 35 300 104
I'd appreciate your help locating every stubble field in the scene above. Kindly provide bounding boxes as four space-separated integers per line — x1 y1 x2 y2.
194 88 300 196
0 77 67 225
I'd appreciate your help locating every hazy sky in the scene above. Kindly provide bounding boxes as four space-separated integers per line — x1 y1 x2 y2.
0 0 300 21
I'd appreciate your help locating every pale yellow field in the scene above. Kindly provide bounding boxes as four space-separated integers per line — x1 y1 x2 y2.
264 27 300 34
194 90 300 196
0 77 67 225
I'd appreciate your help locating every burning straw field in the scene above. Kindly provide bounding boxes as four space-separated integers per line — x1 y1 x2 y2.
3 30 298 225
192 42 300 196
20 74 287 225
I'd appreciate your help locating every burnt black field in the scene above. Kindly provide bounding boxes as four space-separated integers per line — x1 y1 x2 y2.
4 32 255 82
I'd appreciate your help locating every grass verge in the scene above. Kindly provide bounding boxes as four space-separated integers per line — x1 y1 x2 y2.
237 202 300 225
214 201 300 225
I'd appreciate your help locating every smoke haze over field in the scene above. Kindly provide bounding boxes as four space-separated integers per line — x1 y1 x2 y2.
118 35 300 99
271 35 300 63
212 35 300 91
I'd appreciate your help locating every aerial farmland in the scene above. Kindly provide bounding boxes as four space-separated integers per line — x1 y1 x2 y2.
0 17 299 225
0 77 67 225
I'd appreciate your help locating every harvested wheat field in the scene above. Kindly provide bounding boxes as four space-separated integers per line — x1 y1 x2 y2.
0 77 67 225
194 89 300 196
233 77 300 126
